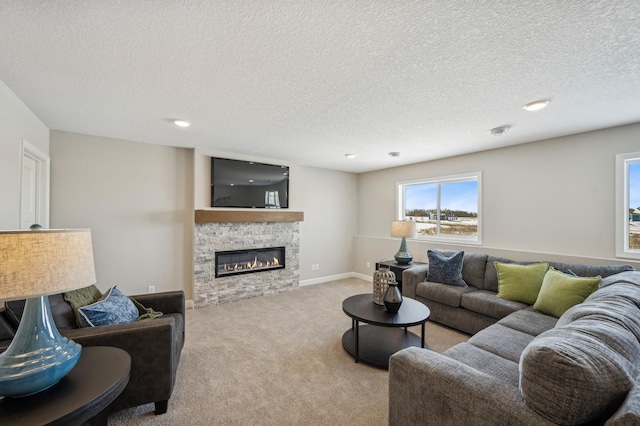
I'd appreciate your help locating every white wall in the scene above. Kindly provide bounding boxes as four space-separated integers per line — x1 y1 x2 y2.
193 149 359 282
355 122 640 276
50 131 194 298
0 80 49 229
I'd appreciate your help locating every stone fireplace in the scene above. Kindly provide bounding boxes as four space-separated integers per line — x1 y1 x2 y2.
193 210 303 308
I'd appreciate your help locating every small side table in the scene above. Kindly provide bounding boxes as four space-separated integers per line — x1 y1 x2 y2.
342 294 431 369
376 260 427 293
0 346 131 426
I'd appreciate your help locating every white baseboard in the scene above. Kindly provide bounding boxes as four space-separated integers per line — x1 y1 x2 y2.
186 299 194 309
300 272 372 286
351 272 373 282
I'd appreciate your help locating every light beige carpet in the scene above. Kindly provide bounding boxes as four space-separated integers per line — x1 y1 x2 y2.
108 278 468 426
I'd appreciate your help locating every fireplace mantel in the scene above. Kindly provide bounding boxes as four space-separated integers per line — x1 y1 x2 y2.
195 210 304 223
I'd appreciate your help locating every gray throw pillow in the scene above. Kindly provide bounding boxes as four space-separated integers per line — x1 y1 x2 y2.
427 250 467 287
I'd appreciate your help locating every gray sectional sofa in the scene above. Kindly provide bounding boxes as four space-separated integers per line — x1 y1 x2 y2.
389 251 639 425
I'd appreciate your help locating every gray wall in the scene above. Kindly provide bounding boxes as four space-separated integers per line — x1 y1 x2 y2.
50 131 194 298
0 80 49 229
355 122 640 277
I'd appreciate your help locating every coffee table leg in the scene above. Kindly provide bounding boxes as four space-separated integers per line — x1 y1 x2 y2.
355 320 359 363
421 322 425 348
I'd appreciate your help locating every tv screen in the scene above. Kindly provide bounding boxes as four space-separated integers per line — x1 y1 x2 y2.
211 157 289 208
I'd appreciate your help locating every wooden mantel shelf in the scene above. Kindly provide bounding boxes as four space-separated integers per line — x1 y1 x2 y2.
195 210 304 223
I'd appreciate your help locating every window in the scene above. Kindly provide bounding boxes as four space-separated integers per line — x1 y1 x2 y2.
397 172 481 244
616 153 640 259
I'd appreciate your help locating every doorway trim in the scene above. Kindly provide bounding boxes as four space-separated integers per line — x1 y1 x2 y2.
20 139 50 229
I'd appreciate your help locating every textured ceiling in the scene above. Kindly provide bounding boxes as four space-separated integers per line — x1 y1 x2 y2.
1 1 639 173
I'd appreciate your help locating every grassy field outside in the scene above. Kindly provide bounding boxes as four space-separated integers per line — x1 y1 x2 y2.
631 220 640 250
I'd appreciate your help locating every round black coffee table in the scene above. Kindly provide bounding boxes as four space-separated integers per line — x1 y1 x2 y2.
0 346 130 425
342 294 430 369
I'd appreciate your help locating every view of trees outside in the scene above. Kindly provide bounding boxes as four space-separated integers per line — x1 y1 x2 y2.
630 161 640 250
404 179 478 238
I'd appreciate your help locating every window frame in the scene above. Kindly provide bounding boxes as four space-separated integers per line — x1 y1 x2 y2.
396 171 482 245
616 152 640 259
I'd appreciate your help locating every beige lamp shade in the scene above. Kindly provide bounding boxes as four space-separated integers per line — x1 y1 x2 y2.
0 229 97 302
391 220 417 238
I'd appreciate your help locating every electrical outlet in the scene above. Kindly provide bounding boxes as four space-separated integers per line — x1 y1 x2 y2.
147 285 156 294
366 261 371 268
311 264 316 271
316 264 320 271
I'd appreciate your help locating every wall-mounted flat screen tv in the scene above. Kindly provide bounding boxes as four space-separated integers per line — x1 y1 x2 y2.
211 157 289 208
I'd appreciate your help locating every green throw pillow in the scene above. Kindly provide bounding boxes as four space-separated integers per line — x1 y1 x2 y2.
533 268 602 318
495 262 549 305
64 284 103 327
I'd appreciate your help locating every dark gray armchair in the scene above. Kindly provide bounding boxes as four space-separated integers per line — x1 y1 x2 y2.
0 291 185 415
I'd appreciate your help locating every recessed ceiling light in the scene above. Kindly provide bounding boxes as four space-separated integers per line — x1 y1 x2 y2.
490 125 511 135
523 100 550 111
173 119 191 127
389 152 400 157
345 154 356 159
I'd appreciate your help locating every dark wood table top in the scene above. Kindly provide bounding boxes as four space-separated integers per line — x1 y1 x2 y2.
342 293 430 327
0 346 130 426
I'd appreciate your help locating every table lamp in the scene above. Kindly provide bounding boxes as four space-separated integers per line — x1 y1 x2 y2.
391 220 417 264
0 228 96 397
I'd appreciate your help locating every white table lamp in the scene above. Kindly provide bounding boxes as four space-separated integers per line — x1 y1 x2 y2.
0 228 96 397
391 220 417 264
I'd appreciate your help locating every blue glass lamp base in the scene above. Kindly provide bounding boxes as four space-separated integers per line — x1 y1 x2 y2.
0 296 82 397
394 237 413 265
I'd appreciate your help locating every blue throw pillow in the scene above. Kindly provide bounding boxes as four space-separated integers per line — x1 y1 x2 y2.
427 250 467 287
78 286 139 327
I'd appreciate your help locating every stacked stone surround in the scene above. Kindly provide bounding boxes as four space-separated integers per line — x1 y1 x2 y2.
193 222 300 308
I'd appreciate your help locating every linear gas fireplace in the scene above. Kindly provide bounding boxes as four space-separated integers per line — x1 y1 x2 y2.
215 246 286 278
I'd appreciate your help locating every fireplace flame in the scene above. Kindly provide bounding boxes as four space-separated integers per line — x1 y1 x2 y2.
220 255 282 274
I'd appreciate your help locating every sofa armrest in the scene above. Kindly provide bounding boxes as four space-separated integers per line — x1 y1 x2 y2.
389 347 556 426
132 290 185 318
402 265 428 299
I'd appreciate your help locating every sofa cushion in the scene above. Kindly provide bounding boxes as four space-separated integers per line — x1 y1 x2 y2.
548 262 633 279
468 323 536 363
606 384 640 425
427 250 467 286
495 262 549 305
78 286 139 327
532 268 601 318
435 250 488 289
443 342 520 387
416 281 475 307
497 308 557 336
557 276 640 342
520 324 639 425
460 290 527 319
